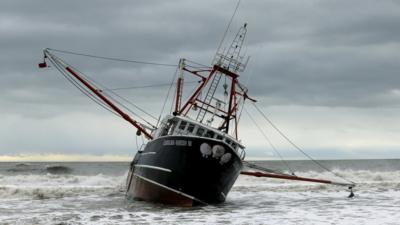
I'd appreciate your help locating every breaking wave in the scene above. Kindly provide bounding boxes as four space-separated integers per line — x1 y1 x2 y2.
0 172 128 200
234 169 400 193
6 163 39 173
5 164 73 174
45 165 72 174
0 167 399 201
1 160 399 225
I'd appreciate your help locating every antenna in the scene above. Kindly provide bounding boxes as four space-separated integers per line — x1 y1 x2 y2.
213 0 242 63
175 23 255 138
213 23 248 73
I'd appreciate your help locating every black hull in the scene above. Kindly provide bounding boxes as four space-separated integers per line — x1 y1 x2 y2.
126 136 243 206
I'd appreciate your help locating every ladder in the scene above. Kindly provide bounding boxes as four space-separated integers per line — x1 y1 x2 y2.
195 72 222 122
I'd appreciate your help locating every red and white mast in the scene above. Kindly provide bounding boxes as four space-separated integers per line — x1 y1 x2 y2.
173 23 255 139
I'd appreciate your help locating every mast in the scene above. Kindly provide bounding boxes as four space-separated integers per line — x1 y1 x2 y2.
39 49 153 140
174 24 254 139
174 59 185 115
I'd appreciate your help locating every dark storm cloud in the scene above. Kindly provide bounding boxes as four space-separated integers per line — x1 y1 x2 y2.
0 0 235 120
240 1 400 107
2 0 399 113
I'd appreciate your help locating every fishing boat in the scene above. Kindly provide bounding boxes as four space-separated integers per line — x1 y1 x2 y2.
38 23 355 207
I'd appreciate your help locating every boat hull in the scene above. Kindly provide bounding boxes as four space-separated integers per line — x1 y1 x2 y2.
126 136 243 206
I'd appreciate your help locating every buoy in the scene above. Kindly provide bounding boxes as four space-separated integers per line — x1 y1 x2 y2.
348 186 355 198
38 62 47 68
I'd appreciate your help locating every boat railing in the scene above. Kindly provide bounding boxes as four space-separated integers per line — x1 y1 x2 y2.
139 143 146 152
239 148 246 160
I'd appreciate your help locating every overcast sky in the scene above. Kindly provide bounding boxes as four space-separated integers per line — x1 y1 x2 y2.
1 0 400 161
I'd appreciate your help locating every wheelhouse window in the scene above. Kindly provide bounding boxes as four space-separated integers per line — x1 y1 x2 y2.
187 123 195 133
160 119 176 136
178 121 187 130
162 118 241 151
167 121 177 135
196 127 205 136
204 130 215 138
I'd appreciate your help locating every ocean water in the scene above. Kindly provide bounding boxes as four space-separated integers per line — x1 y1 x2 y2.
0 159 399 225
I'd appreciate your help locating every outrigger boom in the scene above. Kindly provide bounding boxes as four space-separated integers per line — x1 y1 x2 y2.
40 49 153 140
240 171 355 188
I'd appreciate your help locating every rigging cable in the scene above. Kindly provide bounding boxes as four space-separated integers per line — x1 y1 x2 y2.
47 48 209 69
135 134 139 151
44 50 207 127
169 79 178 115
103 89 158 122
45 48 210 128
47 55 122 118
102 90 157 128
157 65 180 127
185 59 210 69
47 48 178 67
251 102 355 184
140 134 145 148
64 58 158 127
242 161 286 175
100 81 199 91
213 0 242 61
48 52 156 129
236 98 245 125
244 107 296 175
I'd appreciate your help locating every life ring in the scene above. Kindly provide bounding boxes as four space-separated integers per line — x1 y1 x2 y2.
200 143 212 158
212 145 225 159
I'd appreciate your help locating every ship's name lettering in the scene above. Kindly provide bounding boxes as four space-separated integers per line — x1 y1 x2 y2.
163 140 192 146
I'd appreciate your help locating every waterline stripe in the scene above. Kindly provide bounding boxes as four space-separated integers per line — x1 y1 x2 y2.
134 164 172 172
141 152 156 156
133 173 207 205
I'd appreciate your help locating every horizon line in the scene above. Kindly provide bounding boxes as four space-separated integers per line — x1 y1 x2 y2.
0 154 398 162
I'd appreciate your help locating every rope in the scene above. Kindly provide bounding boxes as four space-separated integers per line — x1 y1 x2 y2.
135 134 139 151
44 49 207 128
213 0 242 61
49 54 113 114
61 55 158 127
242 161 286 175
251 102 355 184
236 98 245 126
47 48 178 67
244 107 296 175
169 78 178 115
185 59 210 69
47 48 209 70
100 81 199 91
102 91 157 128
48 52 157 128
156 65 179 127
140 134 145 147
47 55 122 118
